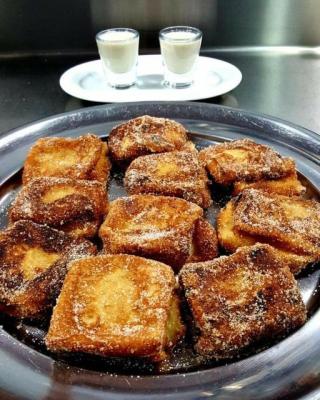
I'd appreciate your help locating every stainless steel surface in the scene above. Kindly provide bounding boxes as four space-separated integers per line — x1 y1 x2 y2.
0 102 319 400
215 48 320 135
91 0 320 47
1 48 320 136
2 0 320 53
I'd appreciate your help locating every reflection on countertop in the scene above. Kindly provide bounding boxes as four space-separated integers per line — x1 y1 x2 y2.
1 47 320 136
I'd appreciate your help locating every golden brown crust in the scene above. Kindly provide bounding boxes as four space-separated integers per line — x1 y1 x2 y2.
188 218 219 262
199 139 295 185
217 196 316 274
124 151 212 208
234 189 320 257
9 177 108 238
45 254 183 361
108 115 188 163
180 140 197 153
0 221 96 318
179 244 307 359
233 172 306 196
22 134 111 184
90 142 111 182
217 200 259 253
99 195 204 271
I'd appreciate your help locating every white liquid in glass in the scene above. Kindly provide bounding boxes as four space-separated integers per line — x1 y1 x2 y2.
160 31 202 74
97 31 139 74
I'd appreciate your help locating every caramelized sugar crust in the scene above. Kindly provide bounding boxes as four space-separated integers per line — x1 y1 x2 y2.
9 177 108 238
217 199 264 252
125 151 212 208
0 221 96 318
217 193 317 274
46 254 184 361
233 172 306 196
22 134 111 184
108 115 188 163
180 140 197 153
99 195 218 271
179 244 306 359
199 139 296 185
234 189 320 257
187 218 219 263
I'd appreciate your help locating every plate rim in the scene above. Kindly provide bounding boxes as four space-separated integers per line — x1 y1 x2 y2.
59 55 243 103
0 101 320 400
1 102 319 165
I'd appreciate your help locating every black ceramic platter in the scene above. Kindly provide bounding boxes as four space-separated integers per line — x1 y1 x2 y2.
0 102 319 400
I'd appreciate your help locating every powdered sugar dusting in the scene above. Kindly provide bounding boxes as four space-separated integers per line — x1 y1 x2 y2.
108 115 188 162
234 189 320 257
180 244 307 359
124 150 212 208
199 138 296 185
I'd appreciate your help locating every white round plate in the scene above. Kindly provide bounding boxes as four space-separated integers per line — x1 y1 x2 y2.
59 55 242 103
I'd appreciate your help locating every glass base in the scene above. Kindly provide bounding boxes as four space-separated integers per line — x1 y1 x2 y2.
108 82 136 89
162 80 193 88
103 68 137 89
162 69 194 88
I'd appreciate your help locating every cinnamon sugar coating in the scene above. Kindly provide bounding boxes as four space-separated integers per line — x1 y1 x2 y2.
99 195 218 272
187 218 219 263
217 191 318 274
108 115 189 163
9 177 108 238
234 189 320 257
22 134 111 184
0 117 318 367
125 151 212 208
179 244 306 359
46 254 184 361
233 172 305 196
0 221 96 318
199 139 296 185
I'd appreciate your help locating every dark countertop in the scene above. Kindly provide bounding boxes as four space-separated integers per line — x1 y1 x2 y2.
1 47 320 137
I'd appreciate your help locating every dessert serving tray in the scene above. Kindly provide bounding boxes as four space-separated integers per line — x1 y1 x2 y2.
0 102 319 400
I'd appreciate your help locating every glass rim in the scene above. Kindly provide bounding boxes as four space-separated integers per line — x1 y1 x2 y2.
96 28 139 42
159 26 202 42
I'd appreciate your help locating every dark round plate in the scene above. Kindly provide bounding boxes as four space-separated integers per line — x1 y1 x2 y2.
0 102 319 400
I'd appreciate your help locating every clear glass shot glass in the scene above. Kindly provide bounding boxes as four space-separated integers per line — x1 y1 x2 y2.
159 26 202 88
96 28 139 88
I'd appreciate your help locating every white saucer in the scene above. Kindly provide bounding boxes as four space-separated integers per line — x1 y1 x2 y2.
60 55 242 103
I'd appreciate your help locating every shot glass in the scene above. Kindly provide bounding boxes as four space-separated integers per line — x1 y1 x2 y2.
159 26 202 88
96 28 139 88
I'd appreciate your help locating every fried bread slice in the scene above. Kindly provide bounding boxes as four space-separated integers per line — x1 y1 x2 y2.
187 218 219 263
108 115 189 163
217 199 262 252
0 221 96 318
22 134 111 185
234 189 320 257
233 172 306 196
99 195 218 271
199 139 296 185
179 244 306 359
180 140 197 153
217 197 316 274
124 151 212 208
9 177 108 238
45 254 185 361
